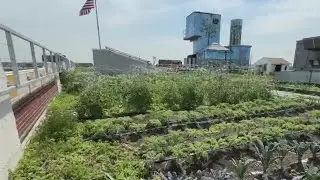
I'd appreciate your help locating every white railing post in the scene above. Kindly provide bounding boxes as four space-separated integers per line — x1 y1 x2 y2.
58 55 62 72
5 31 20 85
30 42 39 79
50 52 54 73
54 54 59 72
42 48 48 75
66 59 69 70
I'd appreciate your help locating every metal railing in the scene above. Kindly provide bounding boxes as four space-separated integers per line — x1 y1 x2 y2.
0 23 75 98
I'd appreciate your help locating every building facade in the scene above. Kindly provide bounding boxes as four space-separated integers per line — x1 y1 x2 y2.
184 11 221 54
255 57 290 74
157 60 182 68
183 12 251 67
229 19 243 46
293 36 320 71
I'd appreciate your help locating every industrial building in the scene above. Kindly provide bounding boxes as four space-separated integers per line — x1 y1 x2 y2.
293 36 320 71
275 36 320 84
183 11 252 67
157 59 182 68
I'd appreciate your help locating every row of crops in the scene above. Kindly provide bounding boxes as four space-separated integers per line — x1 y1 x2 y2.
12 69 320 180
276 82 320 96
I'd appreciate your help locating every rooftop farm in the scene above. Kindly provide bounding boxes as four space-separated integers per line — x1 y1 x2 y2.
12 69 320 180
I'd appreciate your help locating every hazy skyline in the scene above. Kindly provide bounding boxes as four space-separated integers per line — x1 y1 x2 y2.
1 0 320 64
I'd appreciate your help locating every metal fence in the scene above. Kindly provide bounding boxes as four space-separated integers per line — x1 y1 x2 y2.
0 24 75 99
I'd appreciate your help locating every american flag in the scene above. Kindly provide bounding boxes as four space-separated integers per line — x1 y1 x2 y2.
79 0 95 16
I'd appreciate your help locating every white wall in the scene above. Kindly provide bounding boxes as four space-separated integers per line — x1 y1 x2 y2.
0 65 22 180
275 71 312 83
256 63 289 74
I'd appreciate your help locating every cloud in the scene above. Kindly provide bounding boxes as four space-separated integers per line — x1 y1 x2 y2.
107 35 191 61
246 0 320 36
102 0 244 27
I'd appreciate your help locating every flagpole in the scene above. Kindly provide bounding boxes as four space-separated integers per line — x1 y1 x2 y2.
95 0 102 49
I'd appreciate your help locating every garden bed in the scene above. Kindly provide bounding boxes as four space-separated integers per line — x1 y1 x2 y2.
276 86 320 96
148 132 319 180
83 99 320 142
12 70 320 180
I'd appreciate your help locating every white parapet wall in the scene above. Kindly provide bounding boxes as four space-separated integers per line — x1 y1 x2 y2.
275 70 320 84
0 64 22 180
93 48 153 74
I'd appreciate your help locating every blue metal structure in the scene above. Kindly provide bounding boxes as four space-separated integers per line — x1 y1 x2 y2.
184 12 252 66
184 11 221 54
229 19 243 46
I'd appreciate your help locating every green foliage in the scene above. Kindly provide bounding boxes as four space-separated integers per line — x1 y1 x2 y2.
49 93 78 111
146 119 162 129
291 140 309 172
161 80 182 110
253 140 278 174
82 97 314 139
231 158 253 180
276 139 291 170
207 75 272 105
125 79 152 113
35 93 78 142
36 109 77 141
140 113 320 162
309 142 320 163
12 138 145 180
73 72 273 119
178 80 204 110
304 166 320 180
59 68 96 94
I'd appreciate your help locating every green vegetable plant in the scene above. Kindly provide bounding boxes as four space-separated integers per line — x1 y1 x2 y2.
276 139 291 178
253 140 278 175
309 142 320 165
231 158 253 180
125 79 152 113
210 169 232 180
304 166 320 180
291 140 309 172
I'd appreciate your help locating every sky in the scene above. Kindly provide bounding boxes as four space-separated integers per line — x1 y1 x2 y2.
1 0 320 64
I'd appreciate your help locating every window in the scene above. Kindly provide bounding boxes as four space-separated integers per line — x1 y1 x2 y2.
310 60 319 66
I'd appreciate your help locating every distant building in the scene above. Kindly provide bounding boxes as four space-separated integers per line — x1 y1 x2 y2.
293 36 320 71
229 19 242 46
255 57 290 74
75 63 93 67
184 11 221 53
157 59 182 68
183 12 251 67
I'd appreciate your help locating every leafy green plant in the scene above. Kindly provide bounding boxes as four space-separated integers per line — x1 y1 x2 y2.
36 109 77 141
60 68 96 94
304 166 320 180
309 142 320 164
276 140 291 170
178 80 204 110
252 140 278 175
146 119 162 129
161 80 182 111
210 169 232 180
291 140 309 172
125 79 152 113
231 158 253 180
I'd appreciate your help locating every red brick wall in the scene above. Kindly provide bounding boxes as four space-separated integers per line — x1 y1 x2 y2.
13 81 58 141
